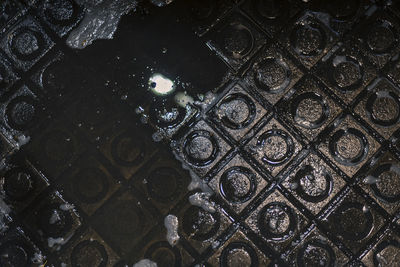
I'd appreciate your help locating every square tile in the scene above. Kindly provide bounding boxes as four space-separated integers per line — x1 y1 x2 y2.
60 154 121 216
64 91 119 142
240 0 301 37
172 120 231 177
285 226 349 266
132 149 191 215
99 118 158 180
352 10 400 69
245 190 309 253
208 82 268 141
23 191 82 252
0 227 45 266
25 118 87 179
130 225 194 266
58 228 120 266
206 11 267 71
280 11 338 69
35 0 84 37
315 41 377 105
321 188 385 254
244 44 303 105
0 159 49 215
277 76 342 141
361 230 400 267
282 151 346 215
319 115 380 178
207 230 272 266
0 16 54 71
208 154 268 214
0 85 42 136
245 118 302 177
176 202 231 254
359 151 400 215
355 78 400 139
91 190 155 256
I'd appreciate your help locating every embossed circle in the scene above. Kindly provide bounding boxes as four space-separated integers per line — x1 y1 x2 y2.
183 130 219 167
258 202 296 240
254 58 291 94
71 240 108 267
291 92 329 129
257 129 294 165
329 128 369 166
220 166 257 204
217 93 256 130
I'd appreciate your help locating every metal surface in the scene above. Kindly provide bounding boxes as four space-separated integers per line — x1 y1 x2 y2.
0 0 400 266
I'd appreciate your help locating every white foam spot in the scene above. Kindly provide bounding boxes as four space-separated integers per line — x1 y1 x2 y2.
164 214 179 246
133 259 158 267
189 192 215 213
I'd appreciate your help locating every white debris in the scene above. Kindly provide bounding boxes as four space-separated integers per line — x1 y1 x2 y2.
189 192 215 213
133 259 158 267
67 0 138 49
363 175 381 185
59 203 74 211
164 214 179 246
47 237 66 248
0 194 11 233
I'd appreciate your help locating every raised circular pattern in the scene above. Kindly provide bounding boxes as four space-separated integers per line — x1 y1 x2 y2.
220 23 254 58
291 92 329 129
370 163 400 203
220 242 258 267
217 93 256 130
258 202 296 240
111 131 145 166
294 165 332 203
297 240 336 267
366 21 397 54
144 241 181 267
257 129 294 165
5 95 37 131
366 90 400 127
182 205 220 241
332 202 373 241
37 203 73 238
146 167 184 202
329 128 369 166
331 56 363 91
219 166 257 204
72 167 108 204
3 167 34 201
10 27 44 61
290 22 326 56
254 58 291 94
44 0 79 26
183 130 219 167
71 240 108 267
